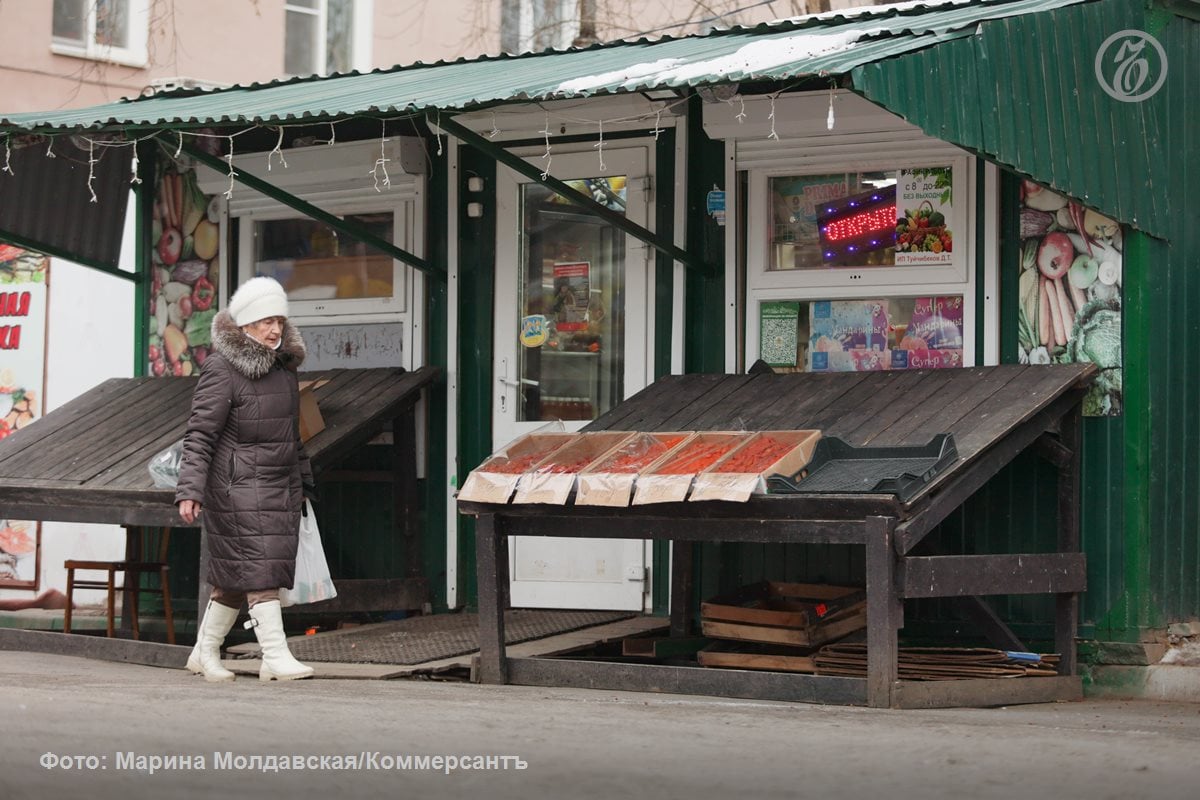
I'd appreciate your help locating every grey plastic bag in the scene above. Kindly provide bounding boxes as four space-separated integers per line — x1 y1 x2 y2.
148 439 185 489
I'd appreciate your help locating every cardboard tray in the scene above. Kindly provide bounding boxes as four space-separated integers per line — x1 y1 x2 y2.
457 432 576 504
511 431 638 505
690 430 821 503
576 432 694 507
632 432 747 505
766 433 958 503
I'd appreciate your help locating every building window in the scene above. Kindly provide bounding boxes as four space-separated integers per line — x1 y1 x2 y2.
285 0 370 76
51 0 149 67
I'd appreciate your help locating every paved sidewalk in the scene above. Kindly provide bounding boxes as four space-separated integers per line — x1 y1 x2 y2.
2 650 1198 800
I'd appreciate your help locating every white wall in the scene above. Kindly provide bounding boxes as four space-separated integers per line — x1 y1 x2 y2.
0 198 136 606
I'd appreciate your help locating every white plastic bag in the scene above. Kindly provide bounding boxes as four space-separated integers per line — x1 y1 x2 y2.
148 439 185 489
280 500 337 607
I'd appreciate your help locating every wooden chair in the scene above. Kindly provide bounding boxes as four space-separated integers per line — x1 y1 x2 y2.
64 527 175 644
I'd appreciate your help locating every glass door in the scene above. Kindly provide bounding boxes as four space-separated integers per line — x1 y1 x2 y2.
494 147 651 610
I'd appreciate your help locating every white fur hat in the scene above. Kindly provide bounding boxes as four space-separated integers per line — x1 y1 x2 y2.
228 277 289 326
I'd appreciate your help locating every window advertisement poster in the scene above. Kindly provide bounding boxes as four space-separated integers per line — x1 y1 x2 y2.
771 174 851 270
895 167 954 266
808 299 890 372
759 301 800 367
1015 181 1122 416
0 245 48 589
890 296 965 370
551 262 591 333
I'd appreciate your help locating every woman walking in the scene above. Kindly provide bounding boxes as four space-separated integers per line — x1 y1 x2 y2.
176 277 315 682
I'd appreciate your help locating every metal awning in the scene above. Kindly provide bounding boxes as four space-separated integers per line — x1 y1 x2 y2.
0 0 1088 133
0 366 438 527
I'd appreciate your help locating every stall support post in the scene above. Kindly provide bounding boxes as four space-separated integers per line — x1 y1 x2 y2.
669 541 694 638
393 406 422 581
119 525 139 635
475 513 510 684
1055 400 1083 676
866 516 900 708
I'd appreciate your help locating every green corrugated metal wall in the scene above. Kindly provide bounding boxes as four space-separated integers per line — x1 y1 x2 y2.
835 0 1198 638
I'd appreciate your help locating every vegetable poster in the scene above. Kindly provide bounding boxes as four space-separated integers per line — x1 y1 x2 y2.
0 246 47 588
1016 181 1122 416
895 167 954 265
148 143 221 378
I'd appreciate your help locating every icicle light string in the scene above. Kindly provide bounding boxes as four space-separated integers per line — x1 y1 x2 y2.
651 108 663 141
767 94 780 141
86 139 98 202
593 118 606 171
223 137 237 199
369 120 391 192
539 111 553 179
130 148 142 185
267 126 288 171
174 131 184 159
434 111 443 157
2 136 12 176
827 85 836 131
488 112 501 139
735 95 747 124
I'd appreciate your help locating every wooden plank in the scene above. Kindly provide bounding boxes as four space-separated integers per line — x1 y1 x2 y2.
702 609 865 647
948 596 1027 652
887 365 1029 446
394 408 422 579
4 378 186 478
474 514 510 684
656 374 761 430
753 372 870 430
506 658 869 705
306 369 436 466
461 492 900 522
55 380 197 482
865 516 900 708
623 636 710 658
670 540 694 637
850 369 962 445
894 389 1083 550
894 675 1082 709
697 650 816 673
899 553 1087 598
681 374 773 430
0 377 130 465
952 365 1094 458
0 627 190 668
821 369 925 442
1056 399 1083 676
586 374 728 432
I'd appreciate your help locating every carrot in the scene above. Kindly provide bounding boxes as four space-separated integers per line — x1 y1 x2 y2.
1038 278 1051 347
1046 277 1066 347
1054 276 1074 342
1068 281 1088 314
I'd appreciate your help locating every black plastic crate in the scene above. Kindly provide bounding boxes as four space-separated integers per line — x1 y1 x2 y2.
766 434 958 503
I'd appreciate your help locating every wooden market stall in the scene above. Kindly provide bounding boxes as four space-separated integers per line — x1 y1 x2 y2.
0 366 438 620
460 363 1094 709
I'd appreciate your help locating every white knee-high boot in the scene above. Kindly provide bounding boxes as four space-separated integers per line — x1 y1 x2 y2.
186 600 238 682
246 600 313 681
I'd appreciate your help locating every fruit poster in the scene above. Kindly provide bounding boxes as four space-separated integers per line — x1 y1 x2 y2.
1016 181 1122 416
551 262 590 333
0 246 47 588
148 144 221 378
895 167 954 265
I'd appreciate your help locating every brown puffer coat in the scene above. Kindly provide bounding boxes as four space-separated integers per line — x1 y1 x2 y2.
175 310 313 591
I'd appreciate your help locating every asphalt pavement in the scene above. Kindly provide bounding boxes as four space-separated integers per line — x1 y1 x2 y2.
2 650 1199 800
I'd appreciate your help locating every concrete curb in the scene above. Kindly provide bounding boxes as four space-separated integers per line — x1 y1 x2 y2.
1085 664 1200 703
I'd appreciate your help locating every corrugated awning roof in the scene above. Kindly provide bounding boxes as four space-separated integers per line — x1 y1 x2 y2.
0 0 1090 134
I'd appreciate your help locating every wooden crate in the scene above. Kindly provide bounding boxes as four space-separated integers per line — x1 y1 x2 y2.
700 581 866 648
690 430 822 502
576 432 694 507
512 432 638 505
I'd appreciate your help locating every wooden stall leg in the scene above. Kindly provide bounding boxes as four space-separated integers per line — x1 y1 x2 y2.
866 516 900 708
64 567 75 634
1055 401 1083 676
669 541 694 638
393 406 423 587
119 525 139 635
475 514 510 684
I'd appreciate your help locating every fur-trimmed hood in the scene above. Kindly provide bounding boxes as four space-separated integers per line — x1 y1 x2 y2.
211 309 306 379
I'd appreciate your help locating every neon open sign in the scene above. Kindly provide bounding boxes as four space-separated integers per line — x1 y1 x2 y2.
821 204 897 243
818 185 898 263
